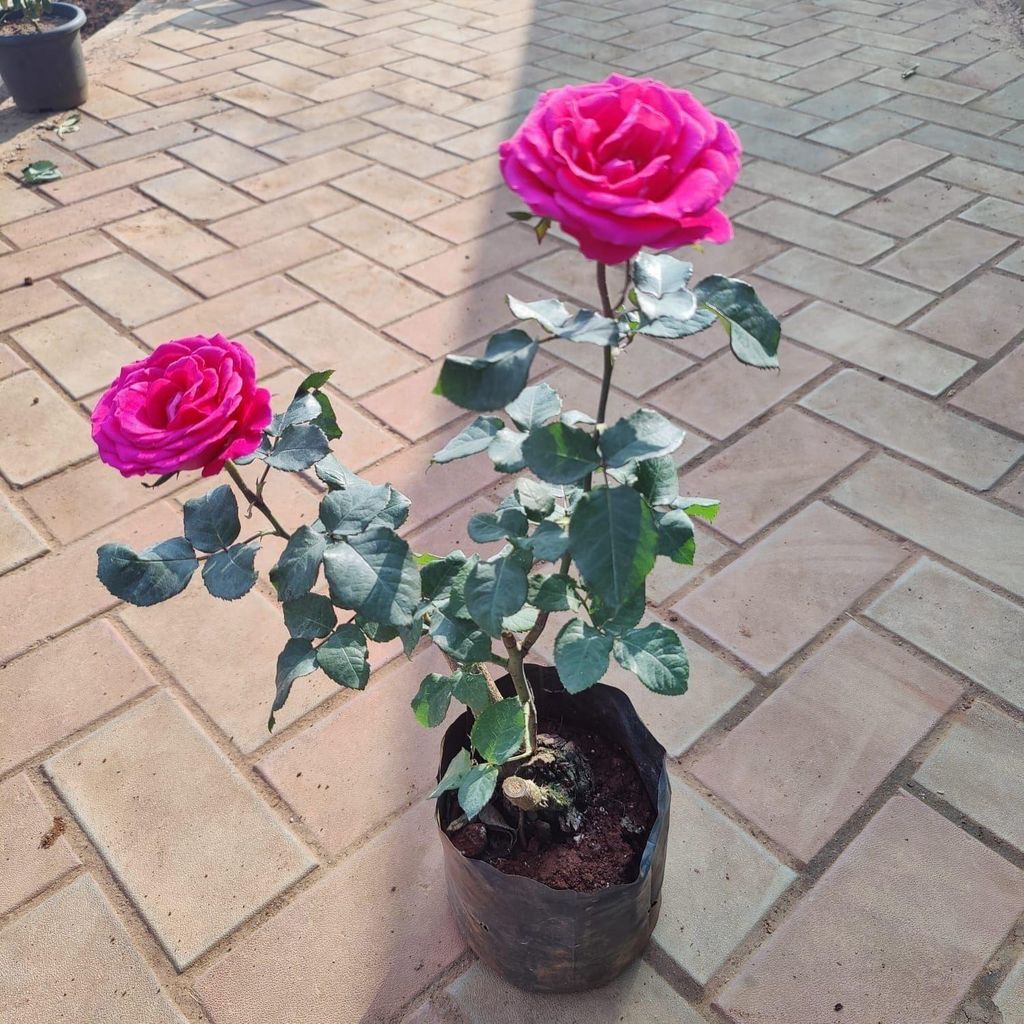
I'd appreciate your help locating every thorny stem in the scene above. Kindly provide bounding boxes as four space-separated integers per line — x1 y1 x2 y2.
503 632 537 755
224 461 290 540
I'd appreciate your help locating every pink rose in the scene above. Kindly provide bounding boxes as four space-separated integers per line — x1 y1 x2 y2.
92 334 272 478
500 74 741 264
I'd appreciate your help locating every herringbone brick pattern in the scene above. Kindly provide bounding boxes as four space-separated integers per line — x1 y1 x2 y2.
0 0 1022 1020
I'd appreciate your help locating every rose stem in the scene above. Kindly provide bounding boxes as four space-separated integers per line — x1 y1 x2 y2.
518 260 620 667
224 462 290 539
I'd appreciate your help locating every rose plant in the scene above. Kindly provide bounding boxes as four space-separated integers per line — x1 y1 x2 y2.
93 75 779 985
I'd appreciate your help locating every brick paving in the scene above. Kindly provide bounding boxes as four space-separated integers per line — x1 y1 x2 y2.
0 0 1022 1020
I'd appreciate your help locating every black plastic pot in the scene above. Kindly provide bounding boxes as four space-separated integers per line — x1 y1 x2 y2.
436 665 670 993
0 3 87 113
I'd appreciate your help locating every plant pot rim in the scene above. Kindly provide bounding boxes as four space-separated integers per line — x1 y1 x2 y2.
0 2 86 43
435 677 670 899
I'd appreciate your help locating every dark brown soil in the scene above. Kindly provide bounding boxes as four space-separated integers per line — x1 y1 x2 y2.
0 12 73 35
484 723 655 892
77 0 143 39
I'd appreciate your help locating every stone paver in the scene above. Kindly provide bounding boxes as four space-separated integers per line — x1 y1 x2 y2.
692 623 962 863
800 368 1024 488
1 0 1022 1018
0 492 46 574
654 779 795 984
0 773 80 915
681 407 867 542
716 793 1024 1024
866 558 1024 711
834 454 1024 598
195 801 464 1024
916 701 1024 853
450 960 704 1023
677 502 904 674
45 690 316 969
0 875 187 1024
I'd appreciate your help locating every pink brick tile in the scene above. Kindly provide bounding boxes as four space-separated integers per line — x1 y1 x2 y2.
257 647 451 853
176 227 336 297
0 231 118 292
0 176 55 224
405 223 545 295
692 623 962 862
416 186 515 243
258 302 421 395
653 344 832 440
910 274 1024 358
0 186 151 247
0 281 76 332
139 167 257 221
0 875 187 1024
209 184 354 247
0 491 46 573
196 800 464 1024
235 147 367 201
44 691 316 970
106 207 232 271
313 201 449 269
0 501 181 666
0 619 156 774
360 360 467 442
385 273 547 358
676 502 905 674
169 131 280 181
334 163 458 219
951 343 1024 436
715 792 1024 1024
119 581 341 753
0 774 80 915
135 275 315 347
682 408 867 542
38 153 182 204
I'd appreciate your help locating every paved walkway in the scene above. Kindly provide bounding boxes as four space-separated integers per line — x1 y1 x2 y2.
1 0 1023 1021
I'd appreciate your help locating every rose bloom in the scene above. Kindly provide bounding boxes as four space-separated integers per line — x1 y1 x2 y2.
500 74 741 264
92 334 272 478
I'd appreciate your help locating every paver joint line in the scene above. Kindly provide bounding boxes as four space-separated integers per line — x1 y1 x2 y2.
0 0 1022 1022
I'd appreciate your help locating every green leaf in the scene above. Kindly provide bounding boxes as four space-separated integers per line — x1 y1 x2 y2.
464 555 528 636
674 497 720 522
271 638 318 729
433 416 504 464
314 454 354 490
411 673 453 727
532 573 579 612
420 551 468 605
451 670 491 715
535 217 551 243
502 603 539 632
183 485 240 553
488 428 527 472
283 593 337 639
554 618 613 694
613 622 689 695
295 369 334 392
471 698 526 764
631 252 697 322
656 508 696 565
458 763 498 820
467 506 529 543
97 537 198 606
507 295 619 346
319 479 409 535
637 307 717 340
635 455 679 507
429 610 492 663
569 486 658 612
522 422 600 484
313 391 343 441
266 422 331 471
316 623 370 689
269 525 326 601
429 747 472 798
527 519 570 562
279 392 321 432
507 210 534 221
322 528 420 626
434 329 537 412
599 409 685 468
202 540 259 599
589 584 645 635
505 383 562 429
695 275 780 370
22 160 61 185
515 478 557 520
